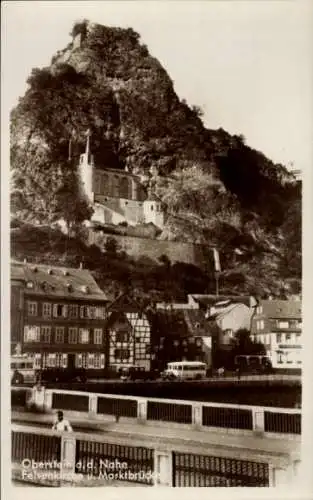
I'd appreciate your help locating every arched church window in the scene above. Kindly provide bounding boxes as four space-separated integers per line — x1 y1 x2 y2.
120 177 129 199
100 174 109 195
113 175 120 197
94 173 101 194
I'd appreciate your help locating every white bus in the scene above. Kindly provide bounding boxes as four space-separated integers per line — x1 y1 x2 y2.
162 361 207 380
11 354 36 384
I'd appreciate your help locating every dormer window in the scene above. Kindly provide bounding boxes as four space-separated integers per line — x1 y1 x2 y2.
67 283 73 293
32 267 38 273
63 270 69 276
81 285 89 294
48 269 53 275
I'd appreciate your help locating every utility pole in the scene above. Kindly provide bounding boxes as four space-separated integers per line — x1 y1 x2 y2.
215 271 220 297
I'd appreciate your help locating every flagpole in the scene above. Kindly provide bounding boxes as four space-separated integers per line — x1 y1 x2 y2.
212 248 221 297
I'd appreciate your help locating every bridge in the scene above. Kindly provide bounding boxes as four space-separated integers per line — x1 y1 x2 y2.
11 386 301 487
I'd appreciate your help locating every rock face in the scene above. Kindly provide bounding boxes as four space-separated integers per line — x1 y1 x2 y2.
10 20 301 296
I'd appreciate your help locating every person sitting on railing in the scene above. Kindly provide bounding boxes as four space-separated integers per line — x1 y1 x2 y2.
52 410 73 432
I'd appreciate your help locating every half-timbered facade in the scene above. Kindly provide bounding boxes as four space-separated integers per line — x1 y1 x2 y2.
105 295 151 371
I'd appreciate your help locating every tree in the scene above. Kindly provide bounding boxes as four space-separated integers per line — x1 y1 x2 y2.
55 164 93 235
228 328 266 369
104 237 119 256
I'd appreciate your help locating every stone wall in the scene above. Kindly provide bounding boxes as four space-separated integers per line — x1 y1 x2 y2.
89 230 207 268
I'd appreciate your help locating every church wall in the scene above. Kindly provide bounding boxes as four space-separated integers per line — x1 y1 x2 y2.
93 169 144 202
93 196 145 224
89 231 206 268
143 200 164 228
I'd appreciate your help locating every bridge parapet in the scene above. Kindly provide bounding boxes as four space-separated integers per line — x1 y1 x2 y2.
13 386 301 438
11 422 300 487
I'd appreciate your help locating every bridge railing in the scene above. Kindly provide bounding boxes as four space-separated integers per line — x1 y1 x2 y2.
11 423 300 487
12 386 301 436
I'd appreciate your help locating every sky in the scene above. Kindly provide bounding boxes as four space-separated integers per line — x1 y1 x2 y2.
2 0 313 171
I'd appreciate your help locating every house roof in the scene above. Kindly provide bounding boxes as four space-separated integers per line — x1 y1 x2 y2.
206 303 246 321
150 308 210 339
259 299 302 319
106 293 143 313
11 261 109 302
190 294 256 308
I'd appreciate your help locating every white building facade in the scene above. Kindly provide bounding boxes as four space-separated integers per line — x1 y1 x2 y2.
251 299 302 370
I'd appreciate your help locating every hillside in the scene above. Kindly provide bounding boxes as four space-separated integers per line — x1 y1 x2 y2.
10 20 301 297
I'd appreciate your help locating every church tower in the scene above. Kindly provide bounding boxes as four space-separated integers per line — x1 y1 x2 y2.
78 129 94 203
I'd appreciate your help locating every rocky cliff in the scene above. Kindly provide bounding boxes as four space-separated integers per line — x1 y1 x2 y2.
10 20 301 297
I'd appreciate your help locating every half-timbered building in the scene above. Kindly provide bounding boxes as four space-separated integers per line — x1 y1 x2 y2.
105 294 152 371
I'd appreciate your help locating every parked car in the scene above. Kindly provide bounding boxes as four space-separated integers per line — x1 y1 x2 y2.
119 365 160 381
11 354 36 385
37 367 87 383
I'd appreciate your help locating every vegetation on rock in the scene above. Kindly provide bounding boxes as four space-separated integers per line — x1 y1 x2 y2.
10 20 301 297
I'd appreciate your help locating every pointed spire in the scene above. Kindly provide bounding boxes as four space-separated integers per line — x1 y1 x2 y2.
85 128 91 158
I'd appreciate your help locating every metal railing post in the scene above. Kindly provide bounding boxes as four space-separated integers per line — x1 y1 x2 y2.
154 449 173 486
137 399 148 423
252 408 264 434
88 395 98 417
192 403 203 429
44 389 53 410
61 434 76 475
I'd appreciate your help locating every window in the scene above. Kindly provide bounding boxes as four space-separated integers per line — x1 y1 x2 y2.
114 349 130 359
46 354 56 367
24 326 40 342
116 331 128 343
278 321 289 329
68 327 78 344
55 327 64 343
27 301 37 316
26 281 34 289
53 304 67 318
41 326 51 343
151 205 154 211
34 354 41 369
79 328 89 343
56 353 63 367
80 306 89 319
88 353 95 368
68 304 78 318
88 306 96 319
42 303 52 318
95 307 106 319
94 354 102 369
256 320 264 331
276 333 282 343
286 333 291 342
256 306 263 315
94 328 103 345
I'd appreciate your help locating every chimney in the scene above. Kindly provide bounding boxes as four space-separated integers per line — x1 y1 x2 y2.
23 258 27 264
79 262 83 270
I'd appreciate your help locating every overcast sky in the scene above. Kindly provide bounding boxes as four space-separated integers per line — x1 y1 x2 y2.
2 1 313 171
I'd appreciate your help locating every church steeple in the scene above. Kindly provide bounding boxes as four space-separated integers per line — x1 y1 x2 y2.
78 129 94 203
85 128 91 158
